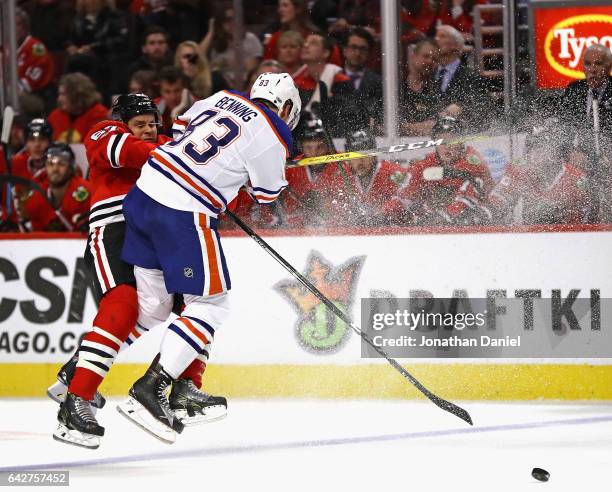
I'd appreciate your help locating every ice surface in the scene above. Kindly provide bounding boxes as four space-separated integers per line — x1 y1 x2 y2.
0 399 611 491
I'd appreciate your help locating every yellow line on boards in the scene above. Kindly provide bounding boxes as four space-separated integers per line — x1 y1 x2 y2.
1 364 611 400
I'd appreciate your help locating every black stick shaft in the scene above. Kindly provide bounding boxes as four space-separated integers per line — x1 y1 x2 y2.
225 209 473 425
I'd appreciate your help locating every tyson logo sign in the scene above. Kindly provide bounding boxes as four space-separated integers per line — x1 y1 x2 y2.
545 14 612 79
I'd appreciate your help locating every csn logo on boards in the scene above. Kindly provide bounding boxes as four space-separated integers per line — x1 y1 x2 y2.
275 251 365 354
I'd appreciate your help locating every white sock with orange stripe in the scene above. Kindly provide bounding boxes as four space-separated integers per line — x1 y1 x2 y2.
159 316 214 379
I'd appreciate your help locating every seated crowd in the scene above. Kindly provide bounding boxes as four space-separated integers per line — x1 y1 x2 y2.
1 0 610 232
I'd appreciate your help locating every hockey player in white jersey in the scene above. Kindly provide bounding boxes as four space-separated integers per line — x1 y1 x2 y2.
117 73 301 442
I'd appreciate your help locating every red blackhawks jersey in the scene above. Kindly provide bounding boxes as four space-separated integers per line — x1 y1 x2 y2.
17 36 54 93
489 163 589 224
387 147 493 223
23 174 91 232
313 160 409 226
85 120 171 230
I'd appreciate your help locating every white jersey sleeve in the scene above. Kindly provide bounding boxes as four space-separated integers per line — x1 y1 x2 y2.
137 91 293 217
244 128 288 204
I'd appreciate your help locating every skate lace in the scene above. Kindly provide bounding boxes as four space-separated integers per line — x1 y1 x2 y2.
74 397 97 424
184 379 211 399
157 378 172 414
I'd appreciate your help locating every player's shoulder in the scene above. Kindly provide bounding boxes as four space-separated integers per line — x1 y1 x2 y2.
85 120 130 141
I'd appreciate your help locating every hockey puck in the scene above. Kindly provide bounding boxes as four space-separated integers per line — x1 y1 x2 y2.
531 468 550 482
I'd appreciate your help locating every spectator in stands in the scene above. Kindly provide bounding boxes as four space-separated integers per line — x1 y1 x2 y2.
276 31 304 77
262 0 343 66
16 9 55 98
22 143 91 232
489 124 589 225
128 70 159 99
316 129 408 226
21 0 75 53
130 0 208 44
65 0 128 96
434 25 490 130
387 116 493 225
48 73 109 143
125 26 173 88
400 38 439 136
11 118 53 184
401 0 485 39
293 33 353 136
245 59 286 94
559 44 612 146
327 1 379 37
200 6 263 86
175 41 228 100
341 27 382 131
155 66 186 136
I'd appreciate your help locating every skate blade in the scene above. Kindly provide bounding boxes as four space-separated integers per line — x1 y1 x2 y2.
175 406 228 426
47 380 67 404
117 397 177 444
53 423 100 450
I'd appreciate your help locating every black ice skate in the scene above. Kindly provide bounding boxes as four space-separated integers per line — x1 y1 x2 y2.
46 355 106 409
169 378 228 426
117 363 184 444
53 392 105 449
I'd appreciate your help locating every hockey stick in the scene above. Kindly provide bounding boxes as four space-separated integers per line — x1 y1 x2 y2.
225 209 473 426
287 134 492 169
1 106 15 216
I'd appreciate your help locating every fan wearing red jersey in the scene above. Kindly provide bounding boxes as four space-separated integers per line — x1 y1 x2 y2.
51 94 226 450
386 117 494 225
22 143 90 232
489 125 590 224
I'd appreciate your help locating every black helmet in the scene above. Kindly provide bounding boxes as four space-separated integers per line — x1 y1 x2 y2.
345 129 375 152
432 116 464 139
26 118 53 140
45 142 75 167
301 118 326 142
111 93 159 124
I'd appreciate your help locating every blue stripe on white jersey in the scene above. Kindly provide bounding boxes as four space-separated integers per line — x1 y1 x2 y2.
147 157 221 215
158 147 228 207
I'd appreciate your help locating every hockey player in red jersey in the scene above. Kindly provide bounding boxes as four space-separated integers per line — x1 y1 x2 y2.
22 143 90 232
386 117 494 225
11 119 52 183
489 125 590 224
51 94 226 449
315 129 409 226
279 120 333 227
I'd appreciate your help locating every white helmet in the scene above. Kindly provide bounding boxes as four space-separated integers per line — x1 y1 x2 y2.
250 72 302 130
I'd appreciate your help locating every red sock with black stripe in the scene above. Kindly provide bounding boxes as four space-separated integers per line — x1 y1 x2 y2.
69 284 138 400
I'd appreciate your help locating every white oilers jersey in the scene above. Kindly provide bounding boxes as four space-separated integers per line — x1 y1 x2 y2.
136 90 293 217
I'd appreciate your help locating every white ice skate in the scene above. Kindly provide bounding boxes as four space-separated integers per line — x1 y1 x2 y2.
53 423 101 449
117 396 178 444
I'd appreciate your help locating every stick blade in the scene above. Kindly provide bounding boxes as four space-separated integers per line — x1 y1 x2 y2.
1 106 15 145
433 397 473 426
